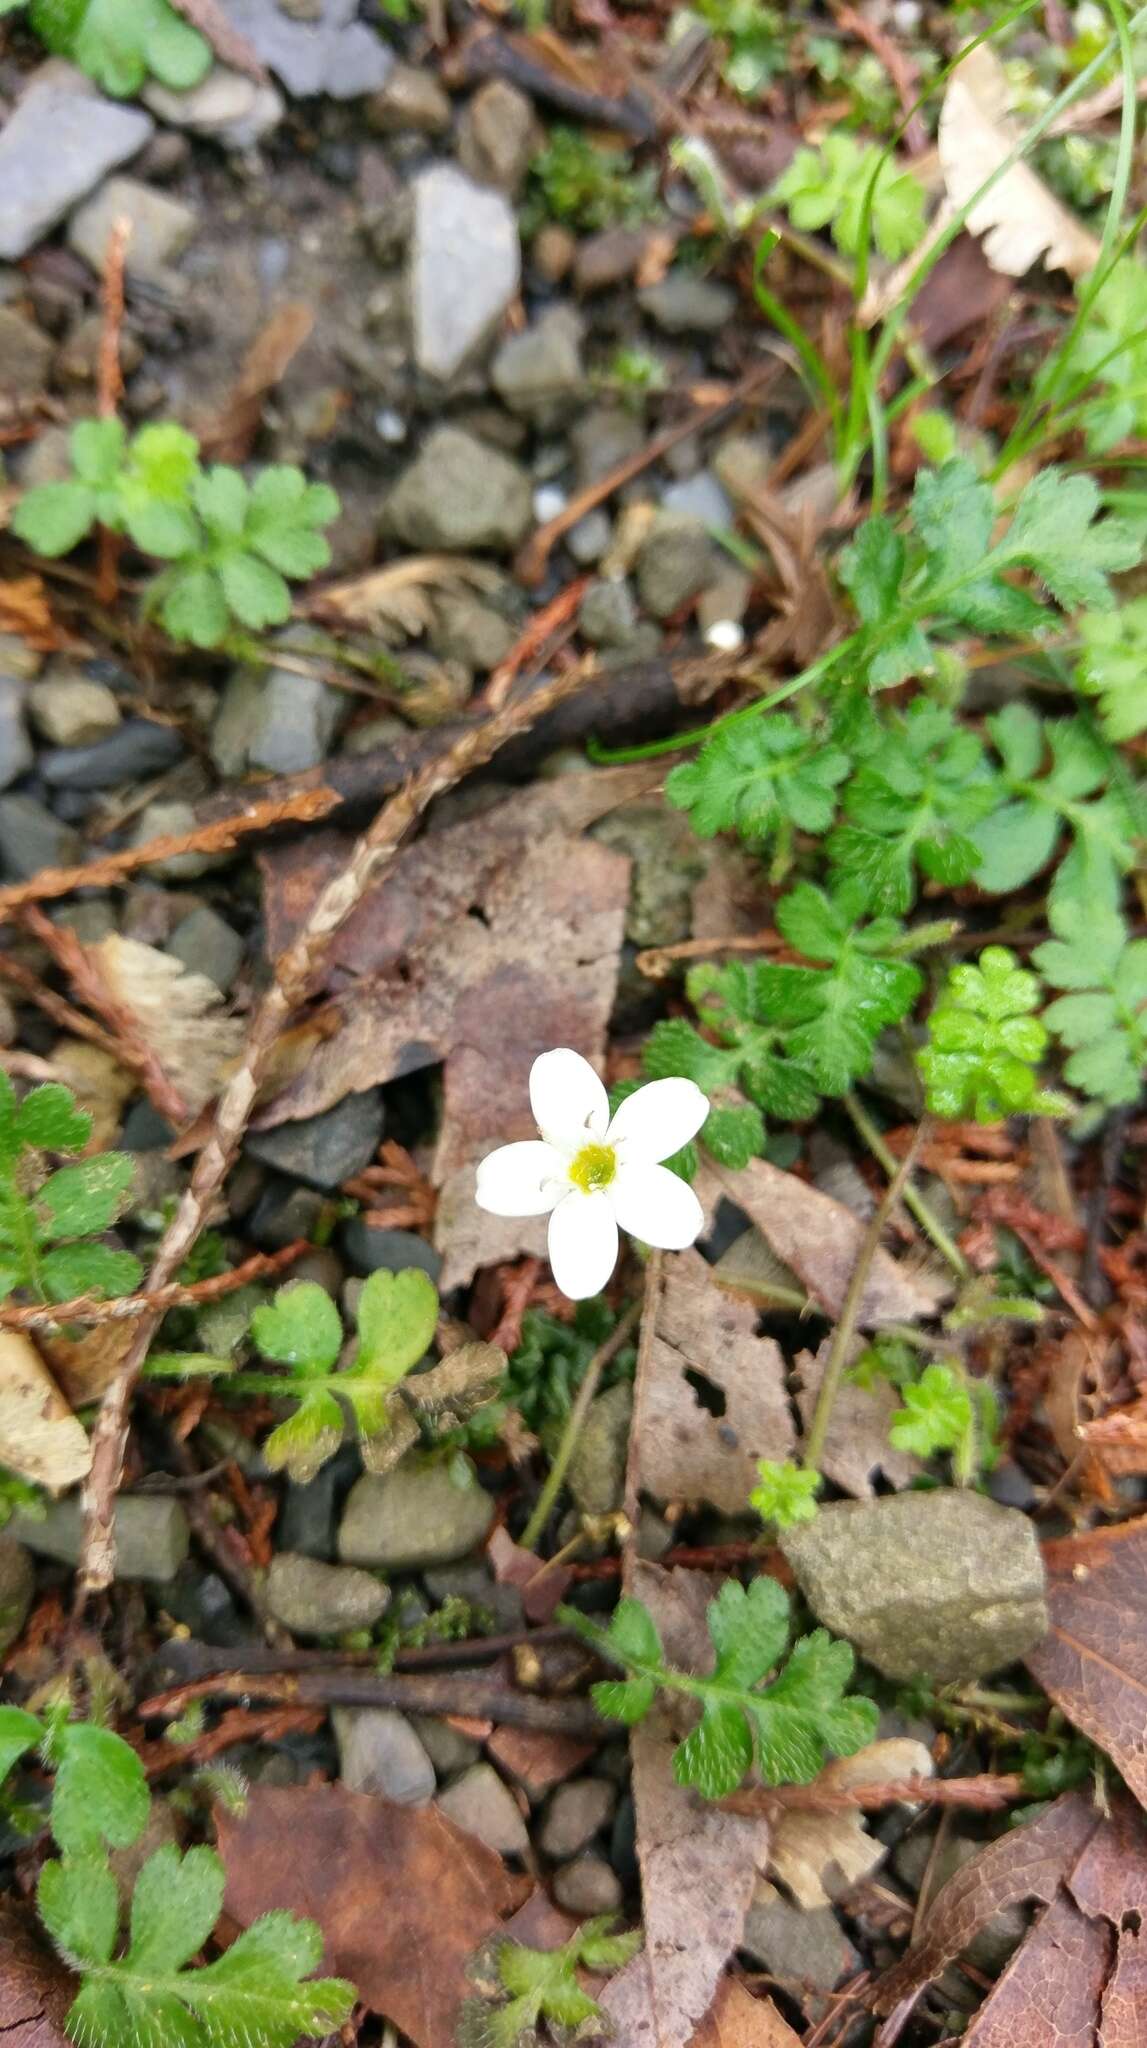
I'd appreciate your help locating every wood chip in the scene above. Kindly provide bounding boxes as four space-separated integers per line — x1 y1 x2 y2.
938 43 1101 279
0 1332 91 1490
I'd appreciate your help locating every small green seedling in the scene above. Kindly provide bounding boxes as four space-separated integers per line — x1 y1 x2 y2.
0 1076 141 1305
1035 890 1147 1106
563 1576 877 1800
0 0 211 97
527 128 660 232
772 134 926 259
888 1360 1001 1485
462 1918 643 2048
1077 598 1147 742
750 1458 821 1529
917 946 1070 1123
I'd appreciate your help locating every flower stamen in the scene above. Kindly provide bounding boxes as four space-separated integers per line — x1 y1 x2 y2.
568 1141 618 1195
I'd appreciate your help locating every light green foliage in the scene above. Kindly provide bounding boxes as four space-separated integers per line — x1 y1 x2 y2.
41 1842 354 2048
563 1577 877 1800
917 946 1070 1123
839 460 1139 692
11 421 339 651
0 1468 46 1530
0 1704 148 1856
464 1918 642 2048
666 713 850 850
971 705 1140 909
674 0 784 96
1035 890 1147 1105
1076 599 1147 742
241 1268 440 1478
0 1075 141 1306
2 0 210 96
772 133 926 259
828 699 1000 913
750 1459 820 1528
527 128 660 232
889 1360 1001 1485
603 346 670 407
1055 259 1147 452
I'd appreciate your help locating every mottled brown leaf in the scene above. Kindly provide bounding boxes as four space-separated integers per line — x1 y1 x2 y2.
958 1888 1111 2048
714 1160 951 1328
872 1793 1099 2022
218 1782 518 2048
0 1907 75 2048
1100 1925 1147 2048
0 1331 91 1490
638 1249 793 1514
620 1562 771 2048
601 1960 800 2047
792 1341 922 1498
1026 1519 1147 1810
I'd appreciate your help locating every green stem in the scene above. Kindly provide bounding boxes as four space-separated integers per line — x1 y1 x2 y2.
519 1301 641 1553
803 1123 926 1472
845 1092 970 1281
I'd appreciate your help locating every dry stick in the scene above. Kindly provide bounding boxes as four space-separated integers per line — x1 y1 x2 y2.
94 217 129 610
519 1300 642 1553
722 1771 1025 1819
0 953 126 1064
0 1240 310 1332
139 1667 603 1735
0 788 339 917
78 660 599 1596
803 1123 927 1474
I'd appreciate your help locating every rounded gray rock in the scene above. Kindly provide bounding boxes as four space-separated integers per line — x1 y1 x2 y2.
339 1461 494 1571
265 1552 390 1636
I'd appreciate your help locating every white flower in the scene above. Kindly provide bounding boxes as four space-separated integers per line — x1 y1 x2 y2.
475 1048 709 1301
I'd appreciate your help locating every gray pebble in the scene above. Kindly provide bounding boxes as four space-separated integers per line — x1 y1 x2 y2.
333 1706 435 1804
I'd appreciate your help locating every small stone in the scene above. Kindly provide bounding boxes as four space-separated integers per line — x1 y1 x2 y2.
144 67 285 150
539 1778 616 1861
457 81 539 195
167 906 244 994
741 1881 860 2003
570 407 644 489
28 673 121 747
492 308 585 427
68 176 198 284
368 63 451 135
129 799 222 881
215 0 394 98
386 426 531 554
250 1181 325 1251
410 165 520 382
0 310 53 400
532 224 576 282
266 1552 390 1636
40 717 184 790
568 1382 633 1516
0 66 154 263
54 1040 133 1148
698 569 752 645
430 594 516 674
0 680 31 791
566 509 612 565
244 1090 385 1193
0 1539 34 1656
636 511 715 619
574 227 651 295
639 271 737 334
12 1495 188 1581
438 1762 529 1854
781 1492 1049 1684
278 1448 355 1563
341 1223 441 1282
423 1560 522 1635
0 795 80 879
339 1462 494 1571
662 469 734 529
211 661 343 777
0 633 43 683
410 1716 483 1778
333 1706 435 1803
578 578 639 650
552 1855 623 1915
591 799 705 948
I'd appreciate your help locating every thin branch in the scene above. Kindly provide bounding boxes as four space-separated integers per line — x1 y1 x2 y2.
520 1301 642 1552
138 1667 604 1735
79 661 600 1595
803 1123 926 1472
0 1240 309 1331
846 1091 970 1280
723 1772 1025 1818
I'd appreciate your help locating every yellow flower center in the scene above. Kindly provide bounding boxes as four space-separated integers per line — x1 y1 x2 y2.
568 1141 617 1195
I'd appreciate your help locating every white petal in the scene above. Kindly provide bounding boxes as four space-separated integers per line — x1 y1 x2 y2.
475 1141 565 1217
611 1162 705 1250
530 1047 609 1148
607 1077 709 1164
547 1190 619 1300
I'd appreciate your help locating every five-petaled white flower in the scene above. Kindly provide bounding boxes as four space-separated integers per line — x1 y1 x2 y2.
475 1048 709 1300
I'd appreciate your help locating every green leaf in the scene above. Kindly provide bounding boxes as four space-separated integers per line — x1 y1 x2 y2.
746 1629 878 1785
31 0 211 95
37 1153 135 1238
218 551 292 632
708 1575 790 1689
15 1084 91 1154
128 1844 225 1972
71 418 126 487
51 1722 149 1856
643 1018 739 1096
193 466 249 537
772 134 924 260
603 1595 663 1668
1035 895 1147 1107
918 945 1067 1123
260 1387 346 1480
591 1675 657 1724
353 1267 439 1387
996 466 1141 612
122 496 199 560
0 1704 44 1786
911 458 994 580
750 1459 821 1528
40 1243 142 1304
178 1908 353 2047
701 1101 765 1168
157 564 231 649
673 1698 754 1799
889 1361 973 1459
838 516 904 625
1076 598 1147 741
250 1282 343 1374
829 699 998 913
666 715 849 844
11 481 97 557
39 1853 120 1970
244 465 337 578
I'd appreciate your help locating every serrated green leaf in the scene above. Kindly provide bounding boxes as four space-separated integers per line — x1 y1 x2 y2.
750 1459 821 1528
1077 598 1147 741
260 1387 346 1482
701 1101 766 1167
708 1575 789 1689
643 1018 740 1095
122 496 199 560
665 716 848 844
218 551 292 632
194 465 248 536
157 564 231 648
32 0 211 95
37 1153 135 1238
11 481 97 557
245 465 336 578
591 1675 657 1724
14 1084 92 1155
1035 895 1147 1107
41 1243 143 1304
70 418 127 487
251 1283 343 1374
911 458 994 579
997 466 1141 612
51 1722 149 1857
0 1704 44 1786
127 1844 224 1973
918 945 1060 1123
673 1699 753 1799
605 1595 663 1667
39 1854 120 1970
353 1267 438 1386
838 516 904 625
889 1361 973 1459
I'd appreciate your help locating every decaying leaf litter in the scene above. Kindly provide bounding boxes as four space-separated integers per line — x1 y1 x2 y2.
0 0 1145 2044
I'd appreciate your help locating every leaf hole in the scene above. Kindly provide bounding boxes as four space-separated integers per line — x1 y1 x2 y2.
684 1368 726 1418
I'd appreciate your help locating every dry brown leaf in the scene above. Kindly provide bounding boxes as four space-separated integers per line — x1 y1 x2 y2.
601 1961 801 2047
767 1738 933 1909
197 303 314 463
218 1782 519 2048
1026 1519 1147 1811
958 1886 1111 2048
938 44 1100 279
792 1341 922 1498
0 576 64 654
619 1562 772 2048
714 1159 951 1327
40 1325 135 1408
258 769 659 1287
91 936 244 1118
0 1905 75 2047
305 556 503 641
1099 1924 1147 2048
637 1248 793 1514
0 1332 91 1490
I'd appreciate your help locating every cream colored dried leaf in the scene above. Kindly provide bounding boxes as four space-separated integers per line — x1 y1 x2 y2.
92 935 244 1116
306 556 501 639
939 43 1100 279
769 1738 934 1909
0 1331 91 1490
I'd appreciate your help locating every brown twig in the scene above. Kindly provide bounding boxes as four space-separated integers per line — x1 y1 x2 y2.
79 661 600 1595
138 1667 604 1734
515 362 782 586
827 0 928 152
0 952 127 1063
140 1704 323 1777
0 1241 309 1331
0 788 339 917
722 1773 1025 1819
94 217 130 609
483 575 592 712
